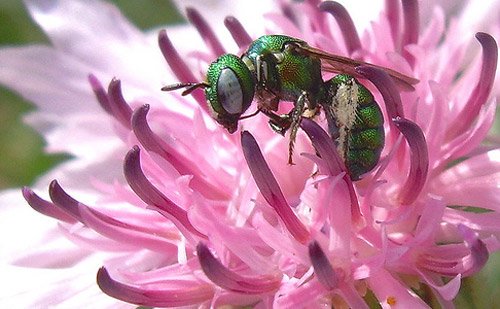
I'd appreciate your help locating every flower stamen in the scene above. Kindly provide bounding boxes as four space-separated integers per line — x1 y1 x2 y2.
107 78 133 129
224 16 252 49
319 1 362 55
241 131 310 243
392 117 429 205
131 105 228 200
96 267 214 307
123 146 205 238
186 7 226 56
356 65 405 150
355 66 404 119
308 241 339 290
446 32 498 140
300 118 362 224
158 30 207 109
48 180 83 222
458 224 489 277
196 243 282 294
88 74 112 115
22 187 77 223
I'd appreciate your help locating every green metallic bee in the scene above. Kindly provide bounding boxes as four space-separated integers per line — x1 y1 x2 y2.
163 35 417 180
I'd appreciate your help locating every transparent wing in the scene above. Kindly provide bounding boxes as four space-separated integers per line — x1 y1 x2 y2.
295 44 419 91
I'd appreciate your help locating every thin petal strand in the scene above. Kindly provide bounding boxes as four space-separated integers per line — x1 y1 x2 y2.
97 267 214 307
241 131 310 244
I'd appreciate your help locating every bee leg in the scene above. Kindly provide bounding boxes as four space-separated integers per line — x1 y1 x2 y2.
288 91 308 165
260 109 292 136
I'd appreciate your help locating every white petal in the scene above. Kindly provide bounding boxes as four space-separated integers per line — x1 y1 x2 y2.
0 191 122 307
25 0 171 90
0 46 100 115
0 261 121 308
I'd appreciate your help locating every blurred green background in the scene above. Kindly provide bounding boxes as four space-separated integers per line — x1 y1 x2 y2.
0 1 498 308
0 0 183 188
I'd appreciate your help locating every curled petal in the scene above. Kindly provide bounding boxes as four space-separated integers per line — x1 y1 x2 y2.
319 1 361 54
107 78 133 129
458 225 489 277
392 117 429 205
299 118 345 175
88 74 112 114
186 7 226 56
300 119 362 224
131 105 226 200
308 241 338 290
355 65 404 119
224 16 252 49
22 187 77 223
79 205 178 253
158 30 206 109
196 243 282 294
447 32 498 140
48 180 83 222
240 131 310 243
97 267 214 307
418 271 461 301
123 146 204 238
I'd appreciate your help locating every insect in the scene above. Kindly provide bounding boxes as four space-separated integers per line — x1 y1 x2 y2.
162 35 417 180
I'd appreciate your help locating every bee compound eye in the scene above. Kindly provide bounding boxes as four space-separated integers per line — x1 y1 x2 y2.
217 68 244 115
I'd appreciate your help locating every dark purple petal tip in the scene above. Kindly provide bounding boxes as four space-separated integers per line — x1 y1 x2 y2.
158 30 196 84
97 267 213 307
355 65 404 119
224 16 252 49
88 74 112 114
131 105 225 200
123 147 203 237
196 243 281 294
22 187 77 223
186 7 226 56
392 117 429 205
241 131 310 243
299 119 362 224
308 241 339 290
319 1 361 54
299 118 345 175
124 146 170 208
131 104 162 154
158 30 207 110
48 180 83 222
131 104 189 172
447 32 498 139
107 78 133 129
458 225 489 276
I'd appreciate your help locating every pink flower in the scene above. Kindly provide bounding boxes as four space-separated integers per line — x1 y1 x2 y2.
1 0 499 307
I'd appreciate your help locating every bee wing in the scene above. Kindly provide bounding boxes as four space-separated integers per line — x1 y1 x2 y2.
296 45 419 91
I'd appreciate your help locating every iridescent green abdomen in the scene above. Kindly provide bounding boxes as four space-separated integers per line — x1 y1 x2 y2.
243 35 323 104
322 74 384 180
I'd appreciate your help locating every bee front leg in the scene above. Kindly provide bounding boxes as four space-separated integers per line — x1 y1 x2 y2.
288 91 308 165
260 109 292 135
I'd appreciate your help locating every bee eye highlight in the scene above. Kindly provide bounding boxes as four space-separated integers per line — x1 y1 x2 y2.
217 68 244 114
204 54 255 134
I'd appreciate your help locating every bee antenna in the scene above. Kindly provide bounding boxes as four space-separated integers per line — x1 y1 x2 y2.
161 82 208 96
